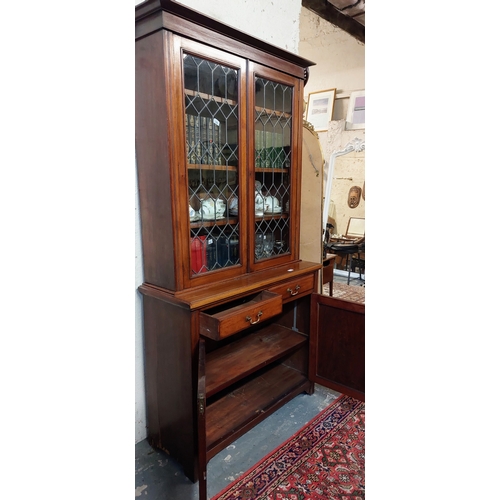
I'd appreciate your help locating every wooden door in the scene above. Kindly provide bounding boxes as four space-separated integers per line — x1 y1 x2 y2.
197 338 208 500
247 62 304 272
309 293 365 401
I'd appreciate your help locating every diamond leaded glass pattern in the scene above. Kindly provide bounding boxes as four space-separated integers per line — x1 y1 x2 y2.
254 77 293 261
185 54 240 275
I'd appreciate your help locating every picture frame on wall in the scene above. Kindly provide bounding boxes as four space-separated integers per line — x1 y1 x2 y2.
346 90 365 130
305 88 336 132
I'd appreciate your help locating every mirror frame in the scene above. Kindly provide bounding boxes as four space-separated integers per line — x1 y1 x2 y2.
322 137 365 234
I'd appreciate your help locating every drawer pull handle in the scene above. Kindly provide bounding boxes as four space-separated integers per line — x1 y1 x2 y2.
287 285 301 296
246 311 263 324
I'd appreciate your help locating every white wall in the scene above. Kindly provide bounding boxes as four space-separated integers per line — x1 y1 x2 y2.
135 0 303 444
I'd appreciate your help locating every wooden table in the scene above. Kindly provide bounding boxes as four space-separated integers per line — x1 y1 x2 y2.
322 253 337 296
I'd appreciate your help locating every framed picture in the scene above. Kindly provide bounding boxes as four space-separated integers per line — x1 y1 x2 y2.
346 90 365 130
305 88 336 132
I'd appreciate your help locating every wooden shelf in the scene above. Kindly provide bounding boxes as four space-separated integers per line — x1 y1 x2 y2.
185 88 237 106
205 324 307 397
188 164 238 171
189 217 238 228
257 213 289 220
188 212 288 226
255 105 292 119
185 89 238 115
255 167 289 173
205 363 310 458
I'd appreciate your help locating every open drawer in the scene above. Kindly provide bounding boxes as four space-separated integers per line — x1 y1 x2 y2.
199 291 282 340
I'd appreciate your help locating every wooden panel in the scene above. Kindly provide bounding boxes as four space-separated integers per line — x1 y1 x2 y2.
171 35 250 290
300 125 323 266
197 338 207 499
135 1 316 72
205 325 307 397
205 364 311 458
142 294 197 479
176 261 321 310
135 31 176 290
268 273 314 303
199 291 282 340
310 293 365 401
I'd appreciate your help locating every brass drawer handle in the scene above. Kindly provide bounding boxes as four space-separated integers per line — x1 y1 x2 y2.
287 285 301 296
246 311 263 324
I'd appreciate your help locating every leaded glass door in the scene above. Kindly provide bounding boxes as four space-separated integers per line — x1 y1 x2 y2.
178 40 248 282
250 63 302 269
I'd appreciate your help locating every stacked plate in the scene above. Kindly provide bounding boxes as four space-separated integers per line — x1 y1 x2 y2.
264 206 281 215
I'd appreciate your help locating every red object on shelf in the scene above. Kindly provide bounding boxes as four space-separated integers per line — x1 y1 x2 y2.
191 236 207 273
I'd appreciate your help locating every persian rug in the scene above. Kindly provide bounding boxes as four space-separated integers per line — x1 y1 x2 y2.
212 395 365 500
323 282 365 304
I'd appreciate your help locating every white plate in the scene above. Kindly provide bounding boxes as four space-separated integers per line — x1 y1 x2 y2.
202 214 226 220
264 209 282 215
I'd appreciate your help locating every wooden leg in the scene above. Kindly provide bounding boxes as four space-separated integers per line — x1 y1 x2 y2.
347 254 352 285
198 471 207 500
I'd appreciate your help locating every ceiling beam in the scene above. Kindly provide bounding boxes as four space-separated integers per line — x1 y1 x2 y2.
302 0 365 44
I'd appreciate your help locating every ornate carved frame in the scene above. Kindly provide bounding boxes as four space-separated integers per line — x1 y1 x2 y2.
322 137 365 234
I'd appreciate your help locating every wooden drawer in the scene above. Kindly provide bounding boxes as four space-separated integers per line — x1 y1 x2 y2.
199 291 282 340
268 273 315 303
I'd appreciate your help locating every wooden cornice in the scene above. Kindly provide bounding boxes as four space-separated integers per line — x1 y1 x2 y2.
136 0 316 69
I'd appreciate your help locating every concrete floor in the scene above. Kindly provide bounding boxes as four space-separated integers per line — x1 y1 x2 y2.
135 272 364 499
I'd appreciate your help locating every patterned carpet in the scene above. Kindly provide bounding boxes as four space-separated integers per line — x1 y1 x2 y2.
212 394 365 500
323 282 365 305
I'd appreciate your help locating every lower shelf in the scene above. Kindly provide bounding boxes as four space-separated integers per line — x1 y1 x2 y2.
205 324 307 397
206 363 311 459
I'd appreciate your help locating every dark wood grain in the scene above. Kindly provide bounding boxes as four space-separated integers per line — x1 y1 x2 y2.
197 339 207 500
142 294 197 480
205 364 311 458
199 291 282 340
205 325 307 397
268 273 314 303
310 294 365 401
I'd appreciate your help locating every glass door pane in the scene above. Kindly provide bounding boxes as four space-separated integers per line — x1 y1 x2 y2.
254 76 292 262
184 54 241 276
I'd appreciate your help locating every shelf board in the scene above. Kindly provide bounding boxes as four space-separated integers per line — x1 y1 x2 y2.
255 167 289 173
185 89 237 107
257 213 289 220
188 164 237 171
205 325 307 397
189 217 238 228
205 364 310 458
254 105 292 120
